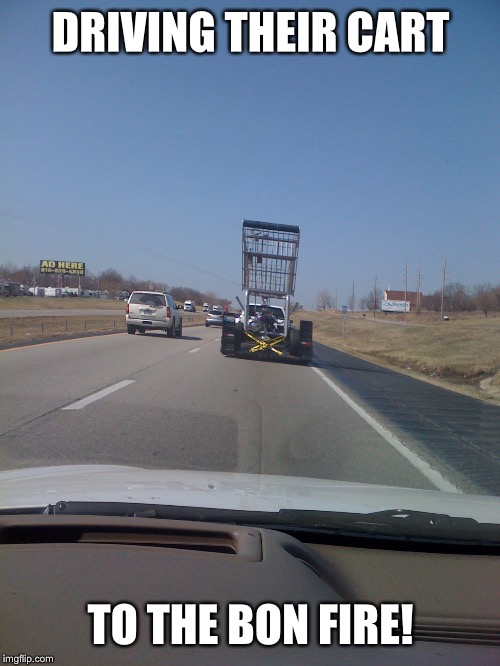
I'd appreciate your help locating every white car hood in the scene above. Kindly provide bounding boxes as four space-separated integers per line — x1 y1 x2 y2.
0 465 499 523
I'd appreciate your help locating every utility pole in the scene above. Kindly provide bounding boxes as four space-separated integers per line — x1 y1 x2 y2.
404 263 408 314
351 281 355 312
417 264 421 311
335 287 338 311
440 258 447 321
373 275 377 317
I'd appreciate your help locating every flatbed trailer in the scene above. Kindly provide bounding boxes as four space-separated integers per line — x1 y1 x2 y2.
221 220 313 363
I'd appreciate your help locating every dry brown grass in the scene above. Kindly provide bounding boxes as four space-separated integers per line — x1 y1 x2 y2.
293 310 500 401
0 316 125 345
0 297 126 311
0 312 205 346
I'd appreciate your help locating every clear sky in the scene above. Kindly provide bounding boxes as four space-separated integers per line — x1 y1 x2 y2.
1 0 498 308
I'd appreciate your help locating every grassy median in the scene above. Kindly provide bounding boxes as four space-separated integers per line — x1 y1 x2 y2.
0 298 205 347
0 315 126 345
0 296 126 311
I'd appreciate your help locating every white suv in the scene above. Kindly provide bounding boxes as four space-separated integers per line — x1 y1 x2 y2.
126 291 182 337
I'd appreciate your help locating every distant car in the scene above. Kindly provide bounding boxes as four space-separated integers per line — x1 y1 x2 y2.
184 300 196 312
202 303 209 312
205 309 223 327
126 291 182 337
212 304 221 310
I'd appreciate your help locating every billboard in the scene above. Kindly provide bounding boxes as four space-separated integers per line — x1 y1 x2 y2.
382 300 410 313
40 260 85 276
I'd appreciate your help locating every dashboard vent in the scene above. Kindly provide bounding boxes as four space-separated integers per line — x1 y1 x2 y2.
0 516 263 561
414 622 500 646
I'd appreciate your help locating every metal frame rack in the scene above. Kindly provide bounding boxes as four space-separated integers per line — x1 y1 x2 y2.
242 220 300 297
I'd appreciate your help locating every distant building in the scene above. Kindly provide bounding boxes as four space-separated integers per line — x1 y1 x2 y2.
384 290 433 311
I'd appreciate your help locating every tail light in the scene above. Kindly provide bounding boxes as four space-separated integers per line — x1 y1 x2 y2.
126 303 129 314
167 306 171 319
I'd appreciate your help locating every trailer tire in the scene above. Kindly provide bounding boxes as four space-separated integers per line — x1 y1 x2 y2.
289 328 300 356
299 320 313 338
234 326 243 352
220 313 236 356
298 320 313 363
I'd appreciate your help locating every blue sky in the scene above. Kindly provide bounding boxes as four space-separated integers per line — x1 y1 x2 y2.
1 0 498 308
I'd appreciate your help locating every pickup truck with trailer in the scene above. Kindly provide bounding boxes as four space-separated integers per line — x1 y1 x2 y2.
221 220 313 363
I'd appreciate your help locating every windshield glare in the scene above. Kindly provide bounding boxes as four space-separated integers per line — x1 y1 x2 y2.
248 305 285 319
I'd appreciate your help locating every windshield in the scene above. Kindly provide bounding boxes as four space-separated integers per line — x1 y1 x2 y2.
248 305 285 319
0 0 499 537
129 293 166 307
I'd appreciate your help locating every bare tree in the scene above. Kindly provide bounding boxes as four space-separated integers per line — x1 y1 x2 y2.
359 295 371 312
360 288 382 311
205 291 218 306
445 282 473 312
473 283 495 318
0 261 232 306
317 289 333 310
0 261 17 278
97 268 124 292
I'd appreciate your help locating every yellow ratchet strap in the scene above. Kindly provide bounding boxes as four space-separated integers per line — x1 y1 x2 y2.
244 331 285 356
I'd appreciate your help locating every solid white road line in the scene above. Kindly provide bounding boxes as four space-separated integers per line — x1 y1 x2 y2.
62 380 135 410
189 347 201 354
311 367 462 493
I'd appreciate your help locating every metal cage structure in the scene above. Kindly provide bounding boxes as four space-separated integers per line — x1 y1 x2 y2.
242 220 300 297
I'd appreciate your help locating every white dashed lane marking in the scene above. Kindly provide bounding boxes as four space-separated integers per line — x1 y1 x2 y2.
62 380 136 410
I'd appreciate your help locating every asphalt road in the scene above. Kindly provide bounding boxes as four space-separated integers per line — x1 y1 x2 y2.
0 326 498 496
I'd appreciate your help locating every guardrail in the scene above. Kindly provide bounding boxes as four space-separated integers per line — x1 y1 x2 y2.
180 313 205 324
0 313 207 346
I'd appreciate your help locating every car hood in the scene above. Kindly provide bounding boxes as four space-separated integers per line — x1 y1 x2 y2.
0 465 499 523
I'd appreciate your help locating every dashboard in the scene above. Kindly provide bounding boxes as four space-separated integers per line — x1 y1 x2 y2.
1 513 498 664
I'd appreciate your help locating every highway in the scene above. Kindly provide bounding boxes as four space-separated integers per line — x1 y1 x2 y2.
0 325 498 496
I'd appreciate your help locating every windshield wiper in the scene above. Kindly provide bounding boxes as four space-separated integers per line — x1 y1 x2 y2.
11 501 496 546
272 508 500 545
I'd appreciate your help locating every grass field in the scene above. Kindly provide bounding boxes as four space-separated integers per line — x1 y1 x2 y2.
0 296 126 311
293 309 500 402
0 315 125 345
0 298 205 348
